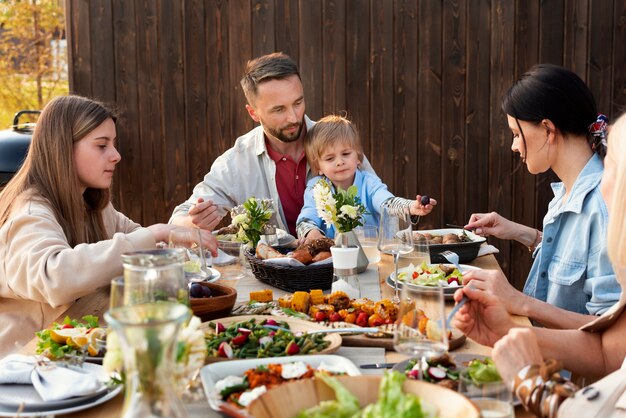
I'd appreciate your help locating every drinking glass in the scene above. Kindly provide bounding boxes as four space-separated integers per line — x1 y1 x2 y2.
215 240 246 280
399 239 431 270
354 225 381 264
394 285 448 380
459 373 514 418
378 206 414 303
168 228 212 282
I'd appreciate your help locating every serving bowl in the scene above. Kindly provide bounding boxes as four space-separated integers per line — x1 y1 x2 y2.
415 228 486 263
189 282 237 321
247 374 480 418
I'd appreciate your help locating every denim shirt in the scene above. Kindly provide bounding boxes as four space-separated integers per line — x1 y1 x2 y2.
524 154 620 315
297 169 394 239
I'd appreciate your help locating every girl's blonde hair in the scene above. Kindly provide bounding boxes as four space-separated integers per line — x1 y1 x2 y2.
0 95 117 246
304 114 364 173
607 112 626 269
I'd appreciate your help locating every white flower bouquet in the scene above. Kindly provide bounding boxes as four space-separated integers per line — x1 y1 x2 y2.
231 197 275 248
313 179 366 233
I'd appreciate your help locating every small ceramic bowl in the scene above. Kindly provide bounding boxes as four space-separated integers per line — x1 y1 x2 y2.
190 282 237 321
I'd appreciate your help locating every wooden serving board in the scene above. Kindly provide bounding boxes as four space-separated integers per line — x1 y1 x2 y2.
341 331 466 351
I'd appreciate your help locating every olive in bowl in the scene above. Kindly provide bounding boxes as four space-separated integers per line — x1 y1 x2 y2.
189 282 237 321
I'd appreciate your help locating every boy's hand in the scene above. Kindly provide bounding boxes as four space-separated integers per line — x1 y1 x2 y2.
409 195 437 216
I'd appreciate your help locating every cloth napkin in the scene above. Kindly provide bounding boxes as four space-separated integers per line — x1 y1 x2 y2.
263 256 333 267
212 248 237 266
477 244 499 257
0 354 104 401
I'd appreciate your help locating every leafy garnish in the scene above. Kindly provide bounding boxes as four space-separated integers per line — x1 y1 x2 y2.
35 315 101 359
466 358 501 384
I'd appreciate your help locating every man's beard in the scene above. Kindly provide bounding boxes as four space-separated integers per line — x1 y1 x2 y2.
266 119 304 143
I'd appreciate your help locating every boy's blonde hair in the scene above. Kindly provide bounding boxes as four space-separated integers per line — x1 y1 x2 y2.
607 113 626 269
304 115 364 173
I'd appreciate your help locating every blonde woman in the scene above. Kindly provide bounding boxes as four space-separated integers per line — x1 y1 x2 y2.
454 112 626 417
0 95 217 357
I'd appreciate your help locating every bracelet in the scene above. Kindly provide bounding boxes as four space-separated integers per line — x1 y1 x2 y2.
514 359 578 418
528 229 543 253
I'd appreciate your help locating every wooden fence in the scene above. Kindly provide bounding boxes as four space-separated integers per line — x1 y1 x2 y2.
65 0 625 289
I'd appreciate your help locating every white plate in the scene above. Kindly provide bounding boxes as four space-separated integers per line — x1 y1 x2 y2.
0 362 122 416
188 267 221 283
200 354 361 412
387 264 480 299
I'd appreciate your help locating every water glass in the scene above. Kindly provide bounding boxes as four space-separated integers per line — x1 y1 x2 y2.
169 228 212 281
378 206 414 303
399 239 431 270
215 240 246 280
459 373 514 418
394 284 448 379
354 225 381 264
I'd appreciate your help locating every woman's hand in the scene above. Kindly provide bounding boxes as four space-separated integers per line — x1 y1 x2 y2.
452 286 516 347
465 212 518 240
301 229 325 245
147 224 218 256
492 328 543 388
462 269 527 316
409 195 438 216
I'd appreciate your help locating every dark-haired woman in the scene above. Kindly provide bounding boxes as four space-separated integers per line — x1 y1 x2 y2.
462 64 618 330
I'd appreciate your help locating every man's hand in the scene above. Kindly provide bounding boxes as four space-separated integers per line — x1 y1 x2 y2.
187 198 222 231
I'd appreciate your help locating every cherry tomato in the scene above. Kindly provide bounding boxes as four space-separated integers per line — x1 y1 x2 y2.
329 312 342 322
356 312 369 327
368 313 384 327
314 312 326 322
61 324 74 329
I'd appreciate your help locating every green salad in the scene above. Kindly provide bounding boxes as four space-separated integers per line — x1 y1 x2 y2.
298 371 437 418
397 261 463 287
464 357 502 384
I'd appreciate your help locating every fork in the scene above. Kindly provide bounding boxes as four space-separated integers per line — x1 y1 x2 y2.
439 250 464 274
438 250 468 328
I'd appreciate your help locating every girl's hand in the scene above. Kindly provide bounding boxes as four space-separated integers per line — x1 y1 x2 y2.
464 212 517 240
452 285 516 347
492 328 543 388
409 195 437 216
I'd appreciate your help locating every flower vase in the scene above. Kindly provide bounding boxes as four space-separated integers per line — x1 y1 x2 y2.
334 230 369 273
104 302 191 418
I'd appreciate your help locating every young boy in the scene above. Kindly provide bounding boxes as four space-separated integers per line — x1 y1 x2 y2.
296 115 436 240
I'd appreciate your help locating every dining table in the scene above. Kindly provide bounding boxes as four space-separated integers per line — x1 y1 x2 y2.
17 250 534 418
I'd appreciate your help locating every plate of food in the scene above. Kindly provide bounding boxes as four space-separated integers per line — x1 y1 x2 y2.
387 262 480 299
200 315 342 362
200 354 360 414
35 315 106 363
247 372 480 418
415 228 486 263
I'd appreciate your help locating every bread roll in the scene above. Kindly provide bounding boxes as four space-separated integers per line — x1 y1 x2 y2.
311 251 331 262
291 248 313 265
255 243 284 260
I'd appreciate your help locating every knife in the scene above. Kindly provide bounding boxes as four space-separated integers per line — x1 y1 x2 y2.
359 363 397 369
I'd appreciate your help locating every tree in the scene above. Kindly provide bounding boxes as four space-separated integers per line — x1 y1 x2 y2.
0 0 68 127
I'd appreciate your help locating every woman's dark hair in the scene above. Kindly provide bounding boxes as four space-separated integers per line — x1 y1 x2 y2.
502 64 606 159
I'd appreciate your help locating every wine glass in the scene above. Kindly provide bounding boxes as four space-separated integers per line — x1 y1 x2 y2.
169 228 212 282
394 284 448 380
378 206 414 303
399 238 431 271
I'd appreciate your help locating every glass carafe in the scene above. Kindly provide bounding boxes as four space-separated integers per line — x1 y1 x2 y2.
105 302 190 418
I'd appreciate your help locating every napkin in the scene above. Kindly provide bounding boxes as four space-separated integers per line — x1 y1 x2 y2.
212 248 237 266
263 256 333 267
477 244 499 257
0 354 104 401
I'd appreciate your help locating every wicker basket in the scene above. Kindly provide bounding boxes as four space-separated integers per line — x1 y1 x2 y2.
244 247 334 292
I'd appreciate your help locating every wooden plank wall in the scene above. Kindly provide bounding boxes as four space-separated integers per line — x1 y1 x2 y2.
65 0 626 290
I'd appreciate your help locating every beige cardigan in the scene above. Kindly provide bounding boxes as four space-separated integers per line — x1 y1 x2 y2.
0 197 155 357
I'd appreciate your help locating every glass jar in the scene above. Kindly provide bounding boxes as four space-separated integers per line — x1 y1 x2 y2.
121 249 188 306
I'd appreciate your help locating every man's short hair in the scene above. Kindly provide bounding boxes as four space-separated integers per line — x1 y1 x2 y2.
240 52 300 104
